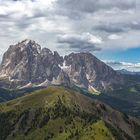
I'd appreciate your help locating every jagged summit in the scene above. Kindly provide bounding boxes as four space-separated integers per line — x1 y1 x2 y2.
0 39 124 91
9 39 40 49
21 39 35 44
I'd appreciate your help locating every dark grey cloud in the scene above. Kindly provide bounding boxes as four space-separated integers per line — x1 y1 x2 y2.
57 33 102 52
94 22 140 33
94 23 125 33
130 22 140 30
56 0 137 15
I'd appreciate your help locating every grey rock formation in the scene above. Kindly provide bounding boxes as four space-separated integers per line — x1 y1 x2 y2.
0 39 69 88
0 39 124 91
64 52 124 91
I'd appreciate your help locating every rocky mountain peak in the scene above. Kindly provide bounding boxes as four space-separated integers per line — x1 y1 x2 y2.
0 39 70 88
41 48 52 55
0 39 124 91
17 39 41 53
0 39 42 78
64 52 124 91
21 39 35 44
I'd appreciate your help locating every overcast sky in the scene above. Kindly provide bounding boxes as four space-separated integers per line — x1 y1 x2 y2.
0 0 140 71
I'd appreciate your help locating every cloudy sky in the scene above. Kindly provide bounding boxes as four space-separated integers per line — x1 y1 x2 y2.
0 0 140 71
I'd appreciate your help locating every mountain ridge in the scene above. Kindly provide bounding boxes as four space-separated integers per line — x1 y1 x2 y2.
117 69 140 75
0 39 124 92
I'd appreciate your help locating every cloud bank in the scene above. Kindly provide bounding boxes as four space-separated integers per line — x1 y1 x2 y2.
106 61 140 72
0 0 140 66
57 33 102 52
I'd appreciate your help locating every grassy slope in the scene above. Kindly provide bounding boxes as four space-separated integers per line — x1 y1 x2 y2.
0 86 139 140
0 86 45 103
70 84 140 116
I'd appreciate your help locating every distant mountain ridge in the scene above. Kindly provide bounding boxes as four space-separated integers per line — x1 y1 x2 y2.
117 69 140 75
0 39 124 92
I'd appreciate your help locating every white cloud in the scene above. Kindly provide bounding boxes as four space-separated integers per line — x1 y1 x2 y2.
82 33 103 44
0 0 140 65
105 61 140 72
58 32 103 45
108 34 122 40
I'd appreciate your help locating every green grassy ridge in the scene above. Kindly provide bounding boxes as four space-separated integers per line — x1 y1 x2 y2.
0 86 93 113
0 86 139 140
0 93 113 140
0 86 45 103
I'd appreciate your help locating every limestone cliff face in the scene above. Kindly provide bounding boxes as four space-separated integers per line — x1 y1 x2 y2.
64 52 124 91
0 39 124 91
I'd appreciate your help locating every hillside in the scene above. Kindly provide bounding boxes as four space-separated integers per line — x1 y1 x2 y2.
0 86 140 140
97 75 140 116
0 87 46 103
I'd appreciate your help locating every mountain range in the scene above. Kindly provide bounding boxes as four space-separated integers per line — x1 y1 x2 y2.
0 39 140 116
0 39 124 92
0 39 140 140
117 69 140 75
